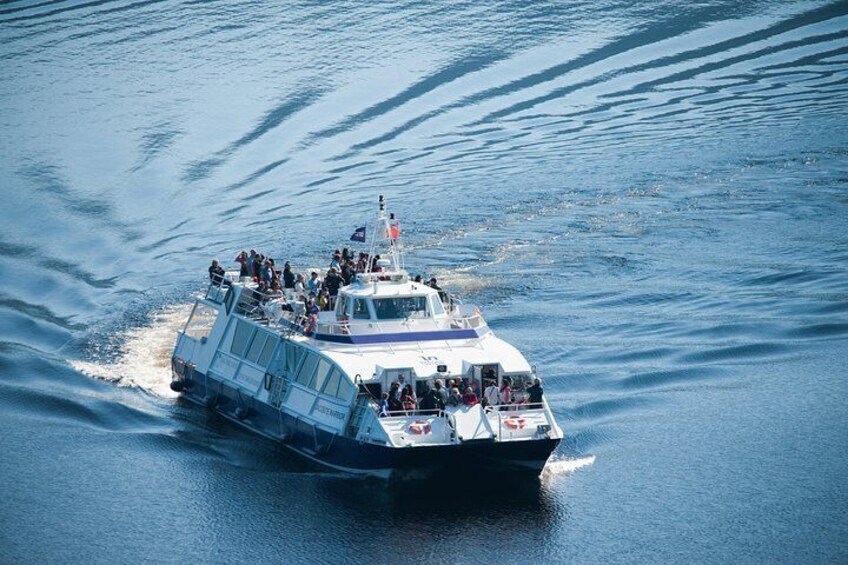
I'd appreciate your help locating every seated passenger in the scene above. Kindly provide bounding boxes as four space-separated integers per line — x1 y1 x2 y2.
294 273 306 296
307 272 322 294
462 387 479 407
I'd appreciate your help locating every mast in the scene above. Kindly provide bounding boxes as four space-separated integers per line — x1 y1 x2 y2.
365 195 403 275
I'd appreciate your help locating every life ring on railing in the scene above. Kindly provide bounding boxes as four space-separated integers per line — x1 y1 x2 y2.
503 414 526 430
407 420 432 435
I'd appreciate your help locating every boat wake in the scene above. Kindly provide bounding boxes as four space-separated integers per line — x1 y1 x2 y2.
542 455 596 480
69 304 193 399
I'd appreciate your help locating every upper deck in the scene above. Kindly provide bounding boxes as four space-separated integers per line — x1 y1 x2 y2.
204 271 489 346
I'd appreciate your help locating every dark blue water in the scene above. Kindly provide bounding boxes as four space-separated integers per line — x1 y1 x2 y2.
2 1 848 563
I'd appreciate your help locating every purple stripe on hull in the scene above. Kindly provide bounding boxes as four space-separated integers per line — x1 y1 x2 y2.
315 328 482 344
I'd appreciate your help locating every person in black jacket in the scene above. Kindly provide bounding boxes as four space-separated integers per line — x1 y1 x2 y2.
282 262 295 289
322 268 344 296
527 378 544 407
208 259 226 284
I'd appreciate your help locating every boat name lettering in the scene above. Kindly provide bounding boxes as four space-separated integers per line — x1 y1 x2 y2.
315 405 346 420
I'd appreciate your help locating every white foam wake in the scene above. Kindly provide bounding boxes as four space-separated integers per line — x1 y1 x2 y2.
70 304 194 398
542 455 596 479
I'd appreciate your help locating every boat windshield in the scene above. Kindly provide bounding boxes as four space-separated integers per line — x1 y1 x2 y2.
373 296 429 320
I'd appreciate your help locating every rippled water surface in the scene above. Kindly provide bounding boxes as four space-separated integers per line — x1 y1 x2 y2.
2 1 848 563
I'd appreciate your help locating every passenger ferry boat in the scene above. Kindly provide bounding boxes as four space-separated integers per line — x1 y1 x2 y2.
170 197 562 479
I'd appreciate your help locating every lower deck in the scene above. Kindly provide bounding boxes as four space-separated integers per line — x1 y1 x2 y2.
175 368 560 478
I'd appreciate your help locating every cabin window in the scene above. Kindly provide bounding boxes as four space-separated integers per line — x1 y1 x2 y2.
284 342 301 375
311 359 333 391
430 296 445 316
373 296 429 320
336 378 354 402
336 295 349 318
230 320 254 356
353 298 370 320
258 337 277 367
295 353 319 386
184 303 218 340
323 369 341 397
245 332 268 363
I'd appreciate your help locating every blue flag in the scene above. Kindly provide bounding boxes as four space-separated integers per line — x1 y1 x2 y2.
350 226 366 242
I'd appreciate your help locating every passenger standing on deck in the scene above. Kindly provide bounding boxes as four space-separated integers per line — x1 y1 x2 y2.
317 288 330 311
208 259 226 284
500 377 513 408
484 380 500 408
330 250 342 271
432 379 447 410
447 387 463 407
283 262 295 289
235 251 250 278
462 387 479 407
428 277 448 303
323 268 344 297
401 384 416 412
527 378 544 407
378 393 390 418
251 253 264 282
388 382 402 412
307 271 321 294
341 261 354 286
261 260 274 284
247 249 258 277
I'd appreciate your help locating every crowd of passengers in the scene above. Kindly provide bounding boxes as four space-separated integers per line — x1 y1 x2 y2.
377 372 545 417
208 248 447 330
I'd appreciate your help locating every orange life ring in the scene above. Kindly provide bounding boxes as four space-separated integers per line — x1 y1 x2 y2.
407 420 432 435
504 414 526 430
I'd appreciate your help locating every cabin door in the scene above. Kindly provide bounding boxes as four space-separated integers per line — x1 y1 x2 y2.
474 364 500 388
382 368 414 392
